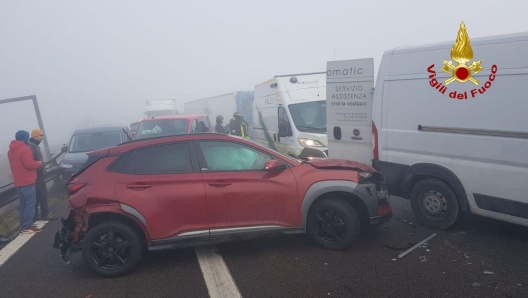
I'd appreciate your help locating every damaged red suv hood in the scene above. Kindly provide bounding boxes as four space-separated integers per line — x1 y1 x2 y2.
303 158 377 173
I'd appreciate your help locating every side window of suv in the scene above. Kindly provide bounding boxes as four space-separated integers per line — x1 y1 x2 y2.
199 116 210 132
192 117 209 133
126 143 193 174
198 141 272 171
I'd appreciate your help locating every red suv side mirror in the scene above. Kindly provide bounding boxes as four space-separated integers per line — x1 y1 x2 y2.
264 160 286 171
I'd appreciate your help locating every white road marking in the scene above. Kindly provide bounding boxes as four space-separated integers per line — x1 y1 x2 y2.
195 245 242 298
0 220 49 267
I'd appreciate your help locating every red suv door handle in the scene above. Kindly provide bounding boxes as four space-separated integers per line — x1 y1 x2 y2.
208 181 232 187
126 184 152 190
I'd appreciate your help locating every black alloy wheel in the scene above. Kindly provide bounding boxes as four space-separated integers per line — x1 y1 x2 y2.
307 198 360 250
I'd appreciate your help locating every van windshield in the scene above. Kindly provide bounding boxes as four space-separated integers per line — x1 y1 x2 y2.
288 100 327 133
69 132 122 153
136 119 189 139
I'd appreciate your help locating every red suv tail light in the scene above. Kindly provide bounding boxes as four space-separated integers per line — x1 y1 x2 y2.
377 205 392 217
67 183 86 195
372 121 379 160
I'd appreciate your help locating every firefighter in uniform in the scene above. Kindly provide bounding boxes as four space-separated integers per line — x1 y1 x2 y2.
226 118 236 135
215 115 225 133
232 112 249 138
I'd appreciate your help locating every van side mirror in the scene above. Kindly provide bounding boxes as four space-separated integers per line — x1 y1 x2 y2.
278 122 292 137
264 160 286 171
61 145 68 153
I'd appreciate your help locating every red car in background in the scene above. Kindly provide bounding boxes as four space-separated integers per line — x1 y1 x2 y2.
134 114 211 140
54 133 392 277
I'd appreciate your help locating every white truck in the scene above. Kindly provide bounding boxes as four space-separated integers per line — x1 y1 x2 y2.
327 24 528 230
144 99 178 118
183 91 254 135
252 72 328 158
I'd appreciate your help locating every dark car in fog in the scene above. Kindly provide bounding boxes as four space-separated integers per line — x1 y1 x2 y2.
60 125 131 182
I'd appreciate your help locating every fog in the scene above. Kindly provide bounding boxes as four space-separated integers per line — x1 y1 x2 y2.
1 0 528 185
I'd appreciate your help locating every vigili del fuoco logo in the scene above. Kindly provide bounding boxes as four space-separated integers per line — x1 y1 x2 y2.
427 22 498 100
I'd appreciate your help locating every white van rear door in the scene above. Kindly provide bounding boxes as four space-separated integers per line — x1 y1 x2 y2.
326 58 375 164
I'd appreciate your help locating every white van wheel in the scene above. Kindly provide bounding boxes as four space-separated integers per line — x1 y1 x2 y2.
410 178 459 230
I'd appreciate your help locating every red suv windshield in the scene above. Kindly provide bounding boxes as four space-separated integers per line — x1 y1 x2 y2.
136 119 189 139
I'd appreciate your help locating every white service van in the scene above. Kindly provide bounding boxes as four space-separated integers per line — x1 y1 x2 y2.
329 26 528 229
252 72 328 158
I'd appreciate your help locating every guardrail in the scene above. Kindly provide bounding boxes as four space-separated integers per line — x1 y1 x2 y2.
0 151 64 209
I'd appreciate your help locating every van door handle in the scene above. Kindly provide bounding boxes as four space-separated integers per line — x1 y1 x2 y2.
208 181 232 187
333 126 342 140
126 184 152 190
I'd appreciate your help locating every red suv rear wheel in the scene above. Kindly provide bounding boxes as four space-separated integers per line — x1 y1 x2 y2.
82 221 144 278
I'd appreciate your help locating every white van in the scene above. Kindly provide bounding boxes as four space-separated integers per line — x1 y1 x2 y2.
329 24 528 229
332 27 528 229
252 72 328 158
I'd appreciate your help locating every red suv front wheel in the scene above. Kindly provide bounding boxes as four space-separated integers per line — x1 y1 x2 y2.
307 198 361 250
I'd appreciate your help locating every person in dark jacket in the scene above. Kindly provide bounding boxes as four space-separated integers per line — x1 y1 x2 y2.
28 129 57 221
225 118 237 135
8 130 43 234
215 115 225 134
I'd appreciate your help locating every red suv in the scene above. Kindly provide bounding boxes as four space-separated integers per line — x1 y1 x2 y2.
54 133 392 277
134 114 211 140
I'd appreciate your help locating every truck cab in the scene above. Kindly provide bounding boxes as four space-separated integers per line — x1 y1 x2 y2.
144 99 178 118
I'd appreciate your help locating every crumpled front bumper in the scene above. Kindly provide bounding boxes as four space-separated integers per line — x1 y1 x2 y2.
52 211 81 264
355 176 393 227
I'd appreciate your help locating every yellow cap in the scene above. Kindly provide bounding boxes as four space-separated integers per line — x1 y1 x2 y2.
31 129 44 138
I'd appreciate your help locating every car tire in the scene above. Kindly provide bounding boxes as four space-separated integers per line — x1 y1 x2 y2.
410 178 459 230
82 221 144 278
307 198 361 250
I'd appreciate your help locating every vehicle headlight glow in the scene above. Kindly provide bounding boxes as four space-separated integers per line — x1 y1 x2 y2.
298 138 325 147
359 172 372 179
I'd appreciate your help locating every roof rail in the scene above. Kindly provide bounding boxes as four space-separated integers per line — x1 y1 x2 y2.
117 132 231 146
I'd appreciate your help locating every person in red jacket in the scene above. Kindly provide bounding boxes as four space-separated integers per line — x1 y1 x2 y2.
7 130 43 234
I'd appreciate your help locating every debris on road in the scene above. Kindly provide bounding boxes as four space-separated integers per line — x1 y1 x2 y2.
419 256 427 262
382 244 413 251
0 236 12 243
484 270 494 275
397 233 438 259
472 282 481 287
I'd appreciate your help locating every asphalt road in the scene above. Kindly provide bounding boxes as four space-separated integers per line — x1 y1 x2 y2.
1 196 527 298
